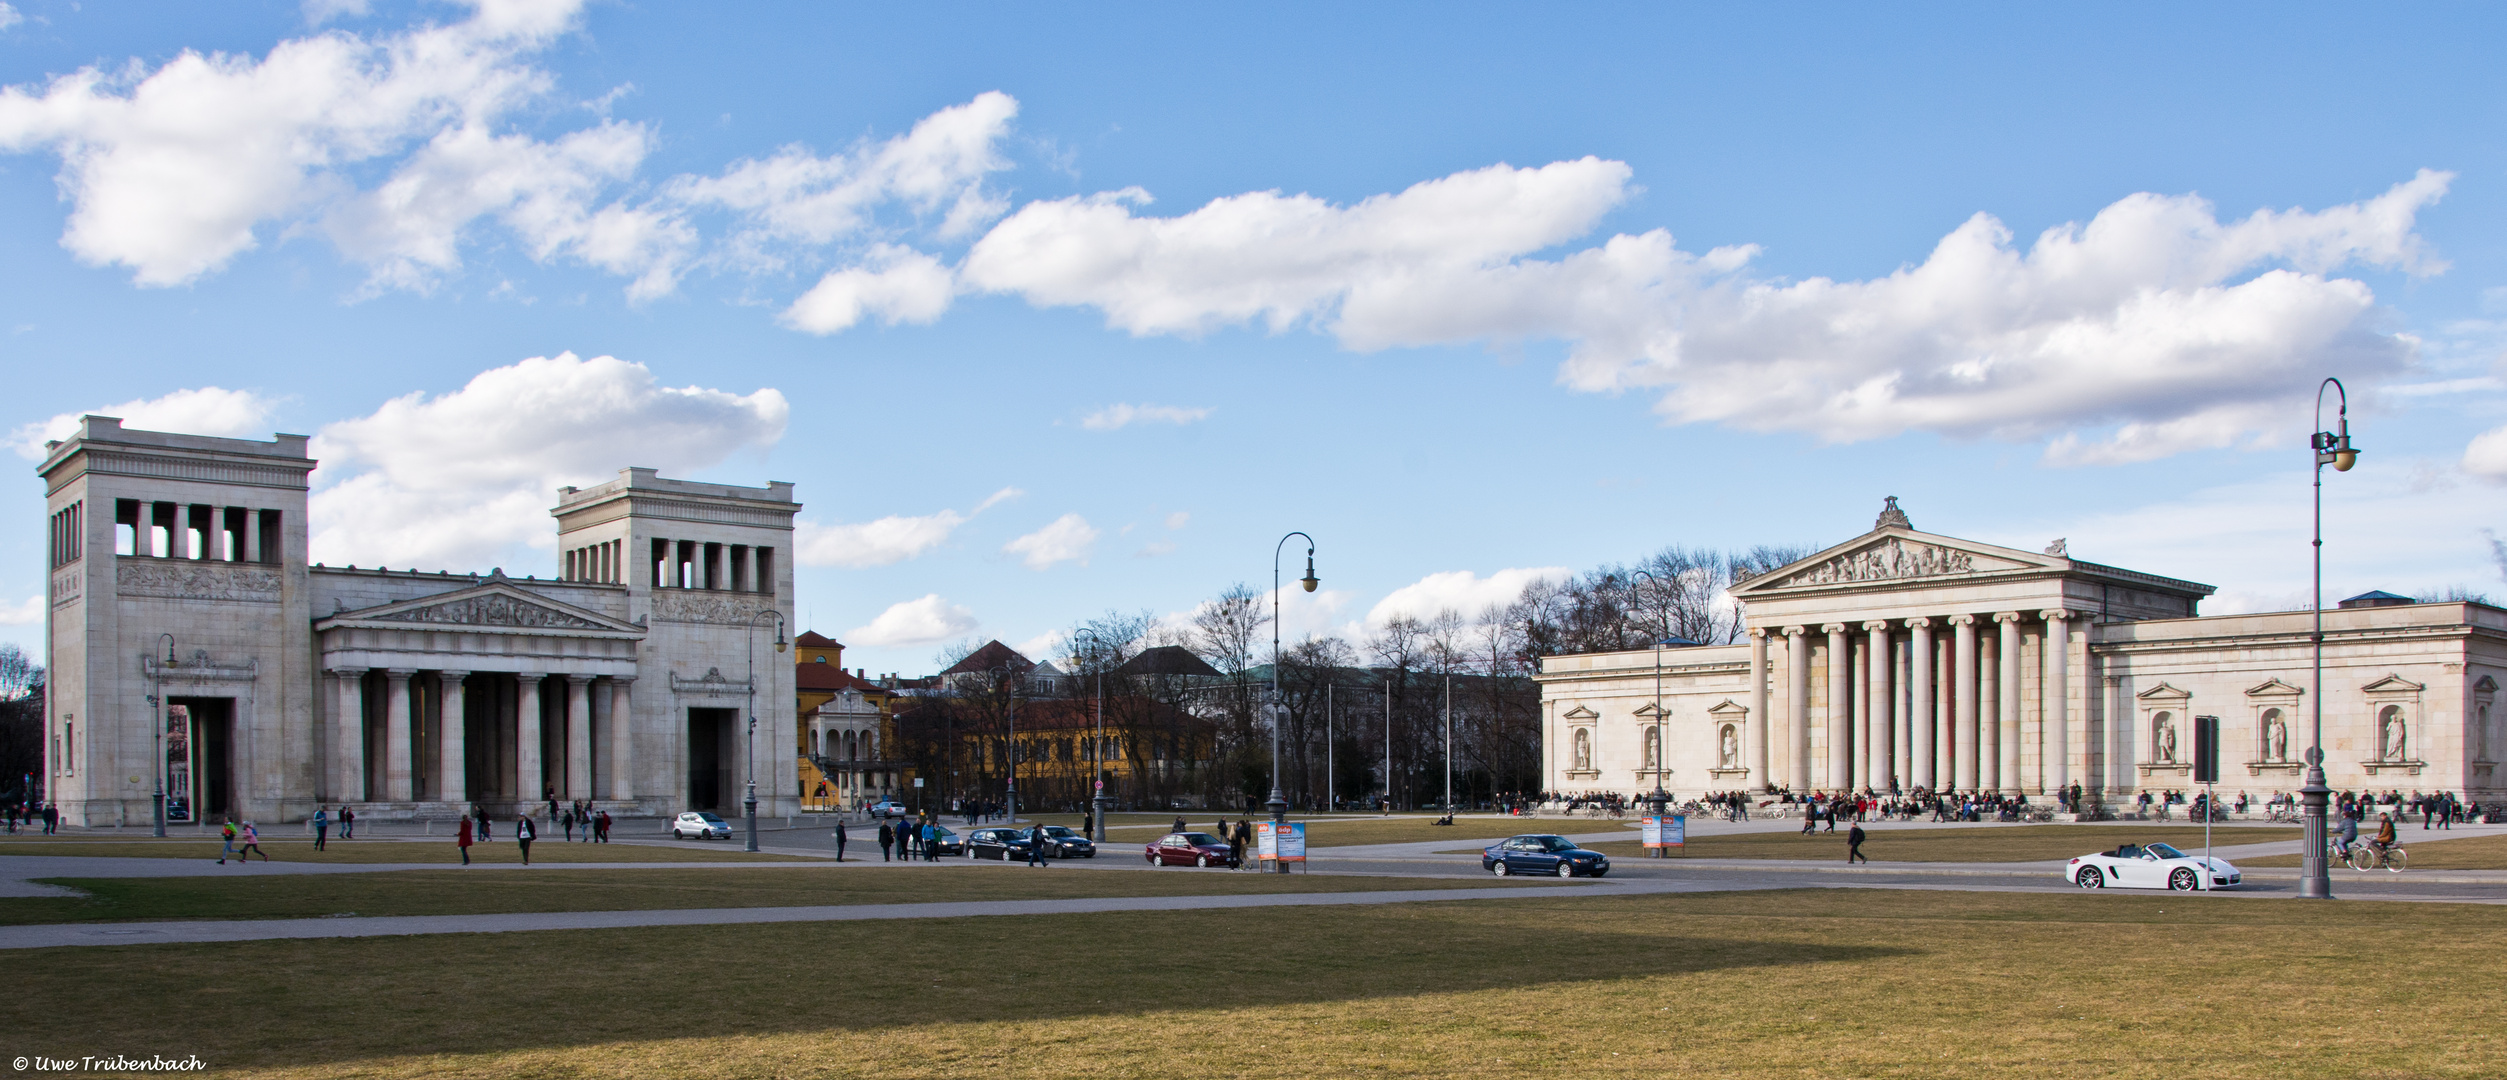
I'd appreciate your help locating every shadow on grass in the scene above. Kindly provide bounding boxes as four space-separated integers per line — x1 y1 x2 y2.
8 897 1911 1070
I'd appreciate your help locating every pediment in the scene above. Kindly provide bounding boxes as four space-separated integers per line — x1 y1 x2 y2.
2360 674 2425 695
1707 698 1749 717
2136 681 2191 702
319 581 643 636
1631 702 1665 718
2477 676 2500 694
1561 705 1599 721
2244 678 2305 698
1733 528 2053 595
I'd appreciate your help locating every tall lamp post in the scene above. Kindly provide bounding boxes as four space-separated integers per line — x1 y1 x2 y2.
1270 533 1319 844
998 663 1021 824
743 609 787 853
2302 378 2360 899
150 633 173 837
1629 571 1671 834
1075 629 1111 842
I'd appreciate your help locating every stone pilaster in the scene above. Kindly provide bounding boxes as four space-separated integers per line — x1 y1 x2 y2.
1748 628 1770 791
609 677 636 801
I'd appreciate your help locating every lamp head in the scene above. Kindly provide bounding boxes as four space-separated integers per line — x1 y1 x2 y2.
1300 550 1319 593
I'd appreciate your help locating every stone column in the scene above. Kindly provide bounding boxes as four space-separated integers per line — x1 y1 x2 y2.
1907 618 1934 791
567 674 595 800
330 668 366 802
1784 627 1809 792
1824 624 1850 790
383 669 416 801
1978 626 2000 792
1951 615 1978 791
2042 610 2072 798
439 672 469 805
1935 636 1953 786
516 674 544 805
609 677 636 802
1865 621 1892 792
1997 613 2023 795
1747 628 1771 792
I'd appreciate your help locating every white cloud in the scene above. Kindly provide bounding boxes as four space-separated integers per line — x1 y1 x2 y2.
0 594 42 627
10 387 282 459
1003 512 1099 570
308 351 787 569
847 594 979 648
1134 540 1176 558
2465 425 2507 482
1366 567 1570 626
794 486 1021 568
966 159 2453 465
779 244 954 334
1080 403 1212 431
0 4 22 32
302 0 370 26
1164 511 1189 530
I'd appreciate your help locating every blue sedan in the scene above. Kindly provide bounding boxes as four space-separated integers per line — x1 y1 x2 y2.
1482 834 1609 878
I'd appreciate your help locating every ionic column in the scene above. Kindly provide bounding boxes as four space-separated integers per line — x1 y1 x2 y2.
1865 621 1892 792
1934 635 1953 785
330 668 366 802
609 677 636 801
567 674 595 800
1906 618 1934 791
439 671 470 805
1851 627 1870 791
1951 615 1978 791
516 674 544 804
1978 624 2000 791
1824 623 1850 790
1784 627 1809 791
2042 610 2072 798
1997 612 2023 795
384 669 416 801
1747 628 1771 791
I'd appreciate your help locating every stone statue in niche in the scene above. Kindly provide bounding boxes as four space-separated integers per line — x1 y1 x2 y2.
1572 728 1591 771
2263 710 2288 762
2381 707 2408 761
1642 727 1660 769
2153 712 2178 763
1719 725 1739 769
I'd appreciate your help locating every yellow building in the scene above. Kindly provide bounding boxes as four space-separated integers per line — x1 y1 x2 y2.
792 631 904 809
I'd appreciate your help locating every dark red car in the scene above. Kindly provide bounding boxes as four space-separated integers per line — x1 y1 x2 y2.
1145 831 1235 867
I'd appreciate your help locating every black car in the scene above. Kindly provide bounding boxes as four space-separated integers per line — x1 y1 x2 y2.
965 827 1037 860
899 824 965 857
1482 834 1609 877
1035 825 1097 859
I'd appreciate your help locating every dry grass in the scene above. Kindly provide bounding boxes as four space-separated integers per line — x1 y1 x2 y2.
10 888 2503 1078
0 836 789 864
1571 824 2298 863
2246 829 2507 869
0 864 1515 925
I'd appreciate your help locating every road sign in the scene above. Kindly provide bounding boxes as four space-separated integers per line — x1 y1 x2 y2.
2193 715 2220 784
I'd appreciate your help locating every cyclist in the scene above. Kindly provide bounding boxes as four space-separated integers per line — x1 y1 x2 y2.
2369 812 2398 859
2333 813 2359 862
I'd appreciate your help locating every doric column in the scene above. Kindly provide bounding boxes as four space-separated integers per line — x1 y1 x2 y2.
1864 621 1892 792
439 671 470 805
1784 627 1809 791
2042 610 2072 798
331 668 366 802
609 677 636 801
384 669 416 801
1906 618 1934 791
1747 628 1771 791
1997 613 2023 795
1951 615 1978 791
516 674 544 804
566 674 595 800
1824 623 1850 790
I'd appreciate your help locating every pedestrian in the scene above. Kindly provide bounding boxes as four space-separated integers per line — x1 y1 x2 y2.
41 803 56 835
456 813 474 865
835 820 849 861
595 809 611 843
238 821 268 862
561 807 575 842
218 818 237 864
877 821 894 862
516 813 537 865
313 806 329 851
925 821 941 862
340 805 354 839
476 810 493 843
1173 815 1187 834
1847 822 1868 864
1027 823 1047 867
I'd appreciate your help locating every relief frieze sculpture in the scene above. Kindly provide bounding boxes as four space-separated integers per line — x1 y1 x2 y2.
1777 538 1980 588
373 594 608 630
116 560 282 603
651 591 775 625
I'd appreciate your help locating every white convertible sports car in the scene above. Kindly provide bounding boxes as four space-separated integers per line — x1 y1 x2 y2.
2066 842 2241 891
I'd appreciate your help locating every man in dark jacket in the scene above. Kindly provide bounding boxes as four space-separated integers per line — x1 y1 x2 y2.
877 821 894 862
1847 822 1868 864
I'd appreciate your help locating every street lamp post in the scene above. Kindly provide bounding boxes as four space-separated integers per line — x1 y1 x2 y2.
151 633 173 837
1629 571 1671 844
1271 533 1319 872
2302 378 2360 900
999 663 1021 825
1075 629 1111 842
743 610 787 853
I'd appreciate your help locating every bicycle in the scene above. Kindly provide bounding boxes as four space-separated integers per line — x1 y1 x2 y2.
2348 842 2408 873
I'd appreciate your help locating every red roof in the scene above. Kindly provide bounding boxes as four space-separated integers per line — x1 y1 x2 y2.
796 661 878 692
795 630 842 648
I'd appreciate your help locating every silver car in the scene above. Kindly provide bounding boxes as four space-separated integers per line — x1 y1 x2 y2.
672 811 732 840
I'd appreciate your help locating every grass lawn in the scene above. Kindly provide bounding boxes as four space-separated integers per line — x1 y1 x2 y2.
2246 830 2507 869
11 888 2502 1078
0 865 1520 926
1570 824 2298 863
0 837 793 864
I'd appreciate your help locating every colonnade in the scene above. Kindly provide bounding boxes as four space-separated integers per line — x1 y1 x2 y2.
324 667 636 806
1751 609 2078 795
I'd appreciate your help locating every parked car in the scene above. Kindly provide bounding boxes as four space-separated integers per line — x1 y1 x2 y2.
1145 831 1235 867
965 827 1037 861
1481 834 1610 878
1036 825 1097 859
672 811 732 840
867 800 908 819
2066 842 2240 890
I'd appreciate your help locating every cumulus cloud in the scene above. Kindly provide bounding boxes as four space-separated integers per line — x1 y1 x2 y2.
0 594 41 627
794 486 1020 568
966 159 2453 465
9 387 282 459
309 351 787 569
1002 512 1099 569
848 594 979 648
779 244 954 333
1080 403 1212 431
2465 425 2507 482
1366 567 1570 626
1164 511 1189 530
0 4 21 32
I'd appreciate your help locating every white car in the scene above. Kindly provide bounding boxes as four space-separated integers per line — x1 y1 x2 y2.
867 800 908 819
672 811 732 840
2066 841 2240 891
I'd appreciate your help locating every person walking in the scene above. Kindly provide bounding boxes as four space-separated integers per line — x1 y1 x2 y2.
1026 822 1047 867
561 807 575 843
877 821 894 862
238 821 268 862
834 820 849 861
313 806 329 851
456 813 474 865
1847 822 1868 864
218 819 238 864
41 803 56 835
339 805 354 840
476 810 493 844
516 813 537 866
596 809 611 843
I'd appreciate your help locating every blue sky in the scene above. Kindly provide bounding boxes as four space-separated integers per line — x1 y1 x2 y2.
3 1 2503 676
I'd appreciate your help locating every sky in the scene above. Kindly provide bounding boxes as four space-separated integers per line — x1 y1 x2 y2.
2 0 2503 677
